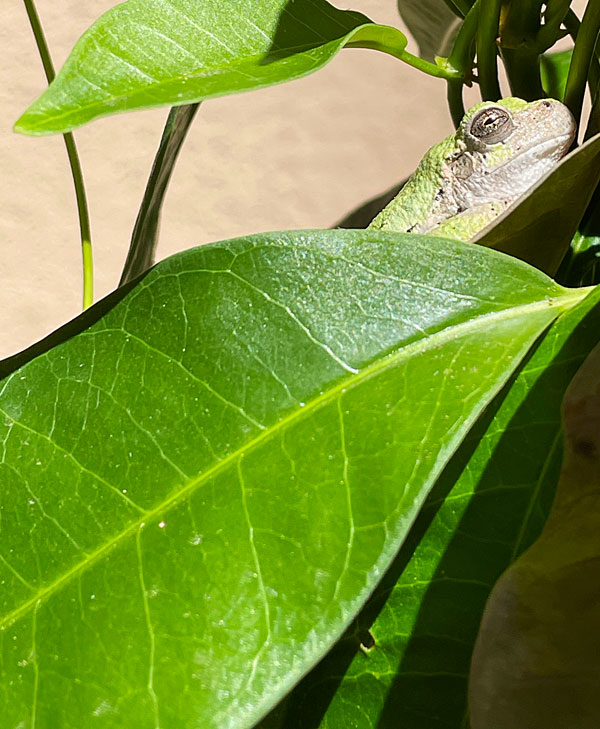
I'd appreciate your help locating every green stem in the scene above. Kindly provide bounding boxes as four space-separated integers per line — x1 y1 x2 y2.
348 39 462 79
563 8 600 98
477 0 503 100
22 0 93 310
585 47 600 139
395 49 462 79
497 0 545 101
119 103 200 285
449 0 480 72
447 81 466 127
501 47 544 99
446 0 480 125
564 0 600 123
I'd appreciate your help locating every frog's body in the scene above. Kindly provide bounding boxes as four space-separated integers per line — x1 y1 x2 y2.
369 97 576 241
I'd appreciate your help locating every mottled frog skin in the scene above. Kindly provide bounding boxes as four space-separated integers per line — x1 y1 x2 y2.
369 97 576 241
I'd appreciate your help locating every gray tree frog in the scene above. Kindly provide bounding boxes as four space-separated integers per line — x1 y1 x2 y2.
369 97 576 241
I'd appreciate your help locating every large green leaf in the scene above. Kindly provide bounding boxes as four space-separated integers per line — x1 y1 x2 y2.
261 284 600 729
0 230 586 728
15 0 406 135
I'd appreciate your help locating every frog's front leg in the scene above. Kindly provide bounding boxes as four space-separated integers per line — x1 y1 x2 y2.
426 201 510 242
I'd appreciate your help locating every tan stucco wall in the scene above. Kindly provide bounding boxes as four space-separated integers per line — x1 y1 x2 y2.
0 1 582 357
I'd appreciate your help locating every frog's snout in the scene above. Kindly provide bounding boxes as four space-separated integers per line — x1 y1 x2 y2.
537 98 577 145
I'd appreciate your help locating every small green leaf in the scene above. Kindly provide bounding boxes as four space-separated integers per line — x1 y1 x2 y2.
541 49 572 99
0 230 585 728
557 185 600 287
15 0 406 135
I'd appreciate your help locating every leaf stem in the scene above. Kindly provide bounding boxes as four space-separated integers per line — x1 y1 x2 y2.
447 81 466 127
563 9 600 101
564 0 600 123
119 103 200 285
348 38 462 80
477 0 503 99
447 0 481 126
449 0 480 72
394 49 462 79
501 47 544 100
22 0 93 310
496 0 544 99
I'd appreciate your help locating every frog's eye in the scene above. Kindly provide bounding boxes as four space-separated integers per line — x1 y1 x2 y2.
469 107 514 144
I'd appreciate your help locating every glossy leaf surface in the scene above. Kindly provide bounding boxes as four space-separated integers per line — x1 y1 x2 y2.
263 284 600 729
15 0 406 135
0 230 585 728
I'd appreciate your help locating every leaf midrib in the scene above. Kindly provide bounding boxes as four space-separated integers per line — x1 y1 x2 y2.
0 291 580 630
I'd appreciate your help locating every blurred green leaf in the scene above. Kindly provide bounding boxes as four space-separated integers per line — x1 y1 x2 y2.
470 319 600 729
0 229 584 728
541 49 573 99
397 0 461 61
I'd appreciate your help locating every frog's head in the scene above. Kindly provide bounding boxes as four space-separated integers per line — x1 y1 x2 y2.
447 97 576 208
458 97 575 159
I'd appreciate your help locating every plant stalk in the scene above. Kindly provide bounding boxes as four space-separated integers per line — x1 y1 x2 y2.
22 0 94 310
447 0 481 125
501 47 544 99
564 0 600 123
449 0 480 72
477 0 503 99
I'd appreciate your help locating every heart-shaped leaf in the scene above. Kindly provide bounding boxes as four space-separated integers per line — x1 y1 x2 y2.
15 0 406 135
0 230 586 728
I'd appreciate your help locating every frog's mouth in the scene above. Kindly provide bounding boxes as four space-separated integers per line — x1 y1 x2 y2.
462 129 576 207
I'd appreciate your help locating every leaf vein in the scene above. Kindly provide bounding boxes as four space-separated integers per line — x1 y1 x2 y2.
0 296 573 630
